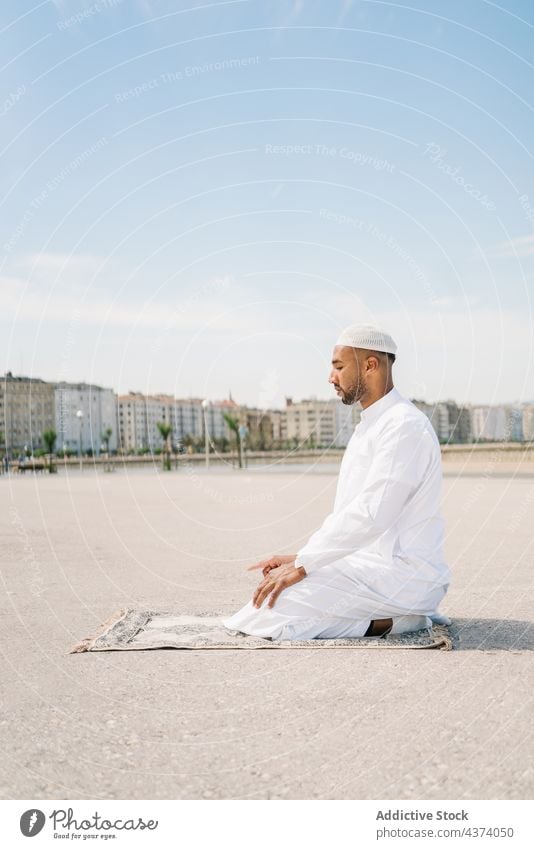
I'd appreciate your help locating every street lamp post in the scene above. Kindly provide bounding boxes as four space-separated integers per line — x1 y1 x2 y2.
76 410 83 471
201 399 210 470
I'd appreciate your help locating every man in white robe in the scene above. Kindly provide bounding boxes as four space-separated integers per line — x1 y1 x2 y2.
222 324 451 640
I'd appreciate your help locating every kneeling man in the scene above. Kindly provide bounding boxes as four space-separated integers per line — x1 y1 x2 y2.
223 324 451 640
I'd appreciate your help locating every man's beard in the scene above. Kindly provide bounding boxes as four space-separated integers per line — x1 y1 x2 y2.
339 378 365 405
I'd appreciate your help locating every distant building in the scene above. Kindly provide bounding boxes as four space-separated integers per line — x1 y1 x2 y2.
472 406 502 441
430 403 450 442
118 393 174 452
446 402 472 444
507 406 524 442
411 399 434 421
171 399 203 442
281 397 361 448
118 394 239 452
471 404 523 442
0 372 55 456
433 402 452 443
55 382 118 455
412 399 471 443
3 368 532 457
523 405 534 442
203 399 240 441
412 399 449 442
268 409 284 446
238 406 275 450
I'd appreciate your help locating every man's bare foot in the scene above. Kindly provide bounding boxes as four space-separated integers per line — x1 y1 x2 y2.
365 618 393 636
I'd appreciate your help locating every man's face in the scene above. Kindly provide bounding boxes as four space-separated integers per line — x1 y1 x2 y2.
328 345 366 405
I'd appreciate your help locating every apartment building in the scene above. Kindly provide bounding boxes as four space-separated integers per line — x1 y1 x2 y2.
471 405 523 442
0 372 55 456
412 399 472 443
118 393 173 452
281 397 361 448
55 382 118 455
522 405 534 442
118 394 239 451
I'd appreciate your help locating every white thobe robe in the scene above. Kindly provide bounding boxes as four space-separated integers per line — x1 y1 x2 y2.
223 387 451 639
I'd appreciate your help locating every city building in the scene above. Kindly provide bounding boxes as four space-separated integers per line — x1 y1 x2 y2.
471 404 523 442
203 399 240 441
268 409 284 446
412 399 472 443
118 393 174 452
430 402 453 443
281 397 361 448
0 372 55 456
118 394 239 452
170 399 203 443
522 405 534 442
507 406 524 442
55 382 118 455
3 369 533 457
471 406 503 441
446 402 472 444
238 407 277 450
411 399 449 442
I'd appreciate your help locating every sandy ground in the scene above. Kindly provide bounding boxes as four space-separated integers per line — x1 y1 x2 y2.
1 463 533 800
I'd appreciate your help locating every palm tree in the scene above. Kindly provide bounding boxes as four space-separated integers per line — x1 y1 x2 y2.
102 427 112 453
156 422 172 470
42 429 57 474
223 413 243 468
101 427 113 471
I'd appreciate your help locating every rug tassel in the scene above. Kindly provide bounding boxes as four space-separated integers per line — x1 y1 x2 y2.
434 624 454 651
69 608 128 654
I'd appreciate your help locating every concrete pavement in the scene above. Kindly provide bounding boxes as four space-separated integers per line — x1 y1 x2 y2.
1 465 533 799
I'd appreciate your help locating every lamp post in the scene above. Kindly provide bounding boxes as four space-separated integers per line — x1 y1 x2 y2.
76 409 83 471
201 399 210 470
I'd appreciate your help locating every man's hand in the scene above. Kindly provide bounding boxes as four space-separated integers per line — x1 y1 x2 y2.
247 554 298 577
252 562 307 609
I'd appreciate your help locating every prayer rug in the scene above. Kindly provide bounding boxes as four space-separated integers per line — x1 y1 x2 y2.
70 608 453 652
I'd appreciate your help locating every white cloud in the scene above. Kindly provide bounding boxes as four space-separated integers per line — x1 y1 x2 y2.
490 234 534 258
3 258 532 404
431 295 480 308
379 305 534 405
1 265 249 335
336 0 356 25
17 252 106 276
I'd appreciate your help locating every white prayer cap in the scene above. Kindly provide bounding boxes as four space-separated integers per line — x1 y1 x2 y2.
336 323 397 354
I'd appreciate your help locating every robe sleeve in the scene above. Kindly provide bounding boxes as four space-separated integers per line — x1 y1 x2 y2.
294 419 435 574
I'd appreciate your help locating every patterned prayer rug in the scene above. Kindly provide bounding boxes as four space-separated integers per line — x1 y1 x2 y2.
70 609 453 652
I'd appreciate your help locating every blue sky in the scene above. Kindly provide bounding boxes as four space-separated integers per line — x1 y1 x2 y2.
2 0 534 406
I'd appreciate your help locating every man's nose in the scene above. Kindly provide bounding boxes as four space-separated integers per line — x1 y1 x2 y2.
328 370 336 384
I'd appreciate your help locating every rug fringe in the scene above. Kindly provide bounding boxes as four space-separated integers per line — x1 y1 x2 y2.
433 623 454 651
69 608 129 653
